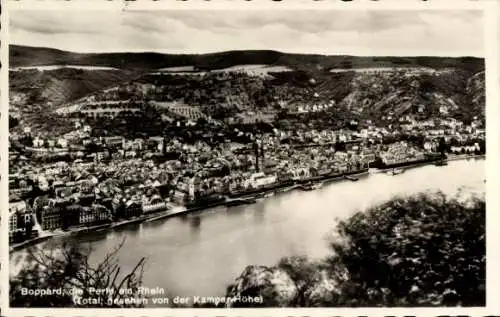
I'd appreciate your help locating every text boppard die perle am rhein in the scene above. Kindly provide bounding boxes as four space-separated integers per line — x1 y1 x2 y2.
21 287 264 307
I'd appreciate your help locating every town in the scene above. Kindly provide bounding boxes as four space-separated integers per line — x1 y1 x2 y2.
9 99 485 244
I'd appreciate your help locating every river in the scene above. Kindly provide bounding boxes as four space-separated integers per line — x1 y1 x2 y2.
10 159 485 304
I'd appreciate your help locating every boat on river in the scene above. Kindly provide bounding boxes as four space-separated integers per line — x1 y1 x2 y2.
226 197 257 207
387 168 404 176
344 175 359 181
145 207 187 223
368 168 383 174
435 160 448 166
263 191 275 198
276 184 299 193
301 182 323 191
311 182 323 189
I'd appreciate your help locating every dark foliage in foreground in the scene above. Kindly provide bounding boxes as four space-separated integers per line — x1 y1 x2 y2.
227 191 485 307
329 192 485 307
10 239 147 307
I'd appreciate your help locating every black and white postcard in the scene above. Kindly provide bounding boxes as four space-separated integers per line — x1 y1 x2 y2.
2 0 499 316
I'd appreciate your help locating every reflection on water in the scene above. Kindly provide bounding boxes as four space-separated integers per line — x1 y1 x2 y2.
190 216 201 232
11 159 485 299
253 203 266 224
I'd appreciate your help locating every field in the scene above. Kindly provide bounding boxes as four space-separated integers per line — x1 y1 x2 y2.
154 64 294 77
212 64 293 75
11 65 120 71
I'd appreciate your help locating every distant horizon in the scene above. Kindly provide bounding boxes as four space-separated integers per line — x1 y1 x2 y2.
10 44 485 60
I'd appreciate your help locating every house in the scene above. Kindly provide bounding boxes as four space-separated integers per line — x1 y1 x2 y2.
10 201 27 214
360 152 376 163
97 151 109 161
148 137 164 151
79 207 95 225
360 129 369 138
82 138 92 146
336 163 348 173
423 141 437 152
290 168 310 180
132 139 144 150
247 172 277 188
55 186 74 199
41 204 63 230
334 151 349 161
78 205 108 225
57 138 68 148
439 105 449 115
102 136 124 148
122 200 141 218
9 210 18 241
172 190 187 205
142 196 167 214
33 137 44 148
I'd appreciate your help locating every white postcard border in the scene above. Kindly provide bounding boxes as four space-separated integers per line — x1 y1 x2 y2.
1 0 499 316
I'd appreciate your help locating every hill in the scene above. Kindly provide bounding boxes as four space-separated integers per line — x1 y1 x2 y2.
9 45 485 137
99 67 484 123
10 45 485 73
10 68 135 105
9 67 137 136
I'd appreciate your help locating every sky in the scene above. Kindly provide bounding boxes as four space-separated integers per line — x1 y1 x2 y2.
10 10 484 57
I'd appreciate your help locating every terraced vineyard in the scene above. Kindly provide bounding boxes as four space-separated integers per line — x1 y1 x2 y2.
9 45 485 137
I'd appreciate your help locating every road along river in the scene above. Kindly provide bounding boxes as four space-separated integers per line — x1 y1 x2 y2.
10 158 485 305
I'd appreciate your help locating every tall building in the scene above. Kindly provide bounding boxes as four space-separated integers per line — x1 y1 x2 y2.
188 177 196 199
260 140 265 170
41 201 63 231
163 135 168 156
253 139 265 173
253 141 260 172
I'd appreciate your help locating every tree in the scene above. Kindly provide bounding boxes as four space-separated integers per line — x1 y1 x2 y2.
437 137 448 155
227 191 485 307
329 192 485 307
10 239 147 308
9 115 19 129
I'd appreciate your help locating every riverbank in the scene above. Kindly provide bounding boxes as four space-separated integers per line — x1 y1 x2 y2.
143 170 370 223
369 153 485 174
446 153 485 162
9 155 484 252
9 171 362 251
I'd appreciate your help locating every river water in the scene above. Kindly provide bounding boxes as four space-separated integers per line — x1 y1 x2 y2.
10 159 485 303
